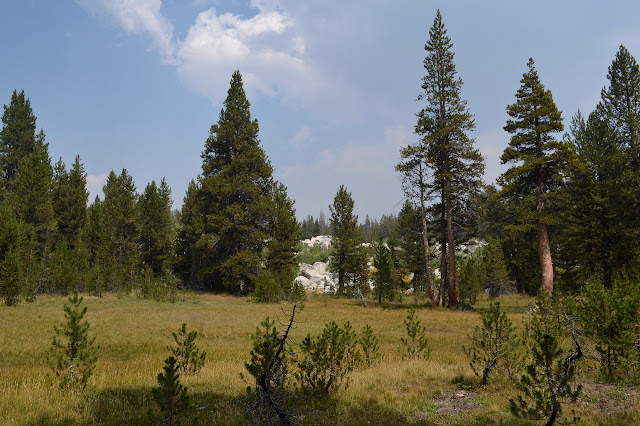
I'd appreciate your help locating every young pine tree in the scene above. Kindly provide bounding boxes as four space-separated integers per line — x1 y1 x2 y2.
49 292 99 389
150 356 190 426
328 185 362 295
169 323 206 376
399 307 431 360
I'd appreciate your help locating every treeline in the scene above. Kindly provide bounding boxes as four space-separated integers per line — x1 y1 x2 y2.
0 72 302 304
300 210 398 243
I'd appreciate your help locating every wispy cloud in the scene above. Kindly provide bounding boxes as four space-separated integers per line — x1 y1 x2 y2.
86 173 108 202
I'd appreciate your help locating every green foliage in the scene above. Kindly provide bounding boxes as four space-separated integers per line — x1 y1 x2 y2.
138 178 174 277
359 324 382 367
0 90 37 184
510 296 582 425
169 323 206 376
244 316 289 390
463 302 518 385
102 169 139 291
457 253 481 305
52 155 88 249
372 241 401 303
579 278 640 381
294 321 358 394
328 185 363 294
399 307 431 360
0 200 23 305
149 356 191 425
48 292 99 389
297 243 331 265
194 71 274 293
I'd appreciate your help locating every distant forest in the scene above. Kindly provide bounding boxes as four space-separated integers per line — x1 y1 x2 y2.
1 13 639 308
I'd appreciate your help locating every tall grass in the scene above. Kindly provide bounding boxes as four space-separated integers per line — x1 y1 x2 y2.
0 293 638 424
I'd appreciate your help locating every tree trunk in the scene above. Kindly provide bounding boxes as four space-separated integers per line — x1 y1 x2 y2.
446 177 457 307
419 176 436 307
439 187 447 307
537 219 553 295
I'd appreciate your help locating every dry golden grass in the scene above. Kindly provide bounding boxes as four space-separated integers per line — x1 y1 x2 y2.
0 292 638 425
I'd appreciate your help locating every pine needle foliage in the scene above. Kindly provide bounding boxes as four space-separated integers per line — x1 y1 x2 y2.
359 324 382 367
169 323 206 376
244 316 289 390
399 307 431 360
48 291 98 389
510 296 582 426
463 301 518 385
150 356 191 426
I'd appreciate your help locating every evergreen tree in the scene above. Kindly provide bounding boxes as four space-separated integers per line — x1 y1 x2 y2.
412 10 484 307
197 71 274 293
150 356 190 425
138 179 174 276
52 155 88 249
0 200 23 305
328 185 362 294
0 90 37 185
499 58 567 295
396 200 428 292
102 169 138 290
174 180 203 285
264 182 301 297
396 146 437 306
372 241 400 303
49 291 99 389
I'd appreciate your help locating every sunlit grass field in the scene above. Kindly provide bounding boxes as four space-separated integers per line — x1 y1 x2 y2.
1 293 639 425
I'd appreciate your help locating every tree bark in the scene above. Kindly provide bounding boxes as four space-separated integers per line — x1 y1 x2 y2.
446 177 457 306
419 169 437 307
537 219 553 295
439 186 447 307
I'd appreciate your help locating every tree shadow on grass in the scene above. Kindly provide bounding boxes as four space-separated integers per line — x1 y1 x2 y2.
28 386 245 425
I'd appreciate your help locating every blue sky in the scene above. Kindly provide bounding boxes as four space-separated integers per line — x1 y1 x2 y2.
2 1 639 220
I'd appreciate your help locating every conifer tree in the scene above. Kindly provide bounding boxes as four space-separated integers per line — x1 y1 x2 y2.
102 169 138 290
49 291 99 389
0 90 37 186
138 179 174 276
197 71 274 293
372 241 400 303
0 200 23 305
500 58 567 295
328 185 362 294
174 180 203 285
264 182 301 297
52 155 88 249
396 200 428 292
410 10 484 307
150 356 190 425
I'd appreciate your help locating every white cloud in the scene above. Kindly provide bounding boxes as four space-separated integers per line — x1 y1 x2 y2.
289 125 311 147
77 0 327 106
76 0 176 63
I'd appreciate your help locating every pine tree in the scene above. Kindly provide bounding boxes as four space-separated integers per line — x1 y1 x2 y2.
52 155 88 249
500 58 567 295
396 200 428 291
412 10 484 307
328 185 362 295
138 179 174 276
150 356 190 425
264 182 301 297
174 180 203 285
102 169 138 290
169 323 206 376
49 291 99 389
0 200 23 305
0 90 37 185
372 241 400 303
197 71 274 293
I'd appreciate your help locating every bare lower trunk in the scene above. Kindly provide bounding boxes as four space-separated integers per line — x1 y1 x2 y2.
537 219 554 295
420 181 436 307
438 188 447 307
446 179 457 307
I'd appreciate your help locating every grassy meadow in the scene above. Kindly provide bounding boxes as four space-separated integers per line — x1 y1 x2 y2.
1 293 639 425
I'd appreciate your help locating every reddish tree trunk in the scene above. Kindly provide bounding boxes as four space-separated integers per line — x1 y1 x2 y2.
537 219 554 295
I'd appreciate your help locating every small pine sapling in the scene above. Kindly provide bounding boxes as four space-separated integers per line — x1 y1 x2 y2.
48 291 99 389
463 301 518 385
169 323 206 375
360 324 382 367
243 316 289 390
510 297 582 426
342 321 361 369
399 307 431 360
149 356 190 426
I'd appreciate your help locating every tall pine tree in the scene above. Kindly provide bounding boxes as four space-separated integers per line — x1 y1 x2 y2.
197 71 274 293
138 179 174 276
329 185 362 295
411 10 484 306
499 58 566 295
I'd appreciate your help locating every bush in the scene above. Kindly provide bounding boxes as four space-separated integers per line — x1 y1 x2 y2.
297 244 331 265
